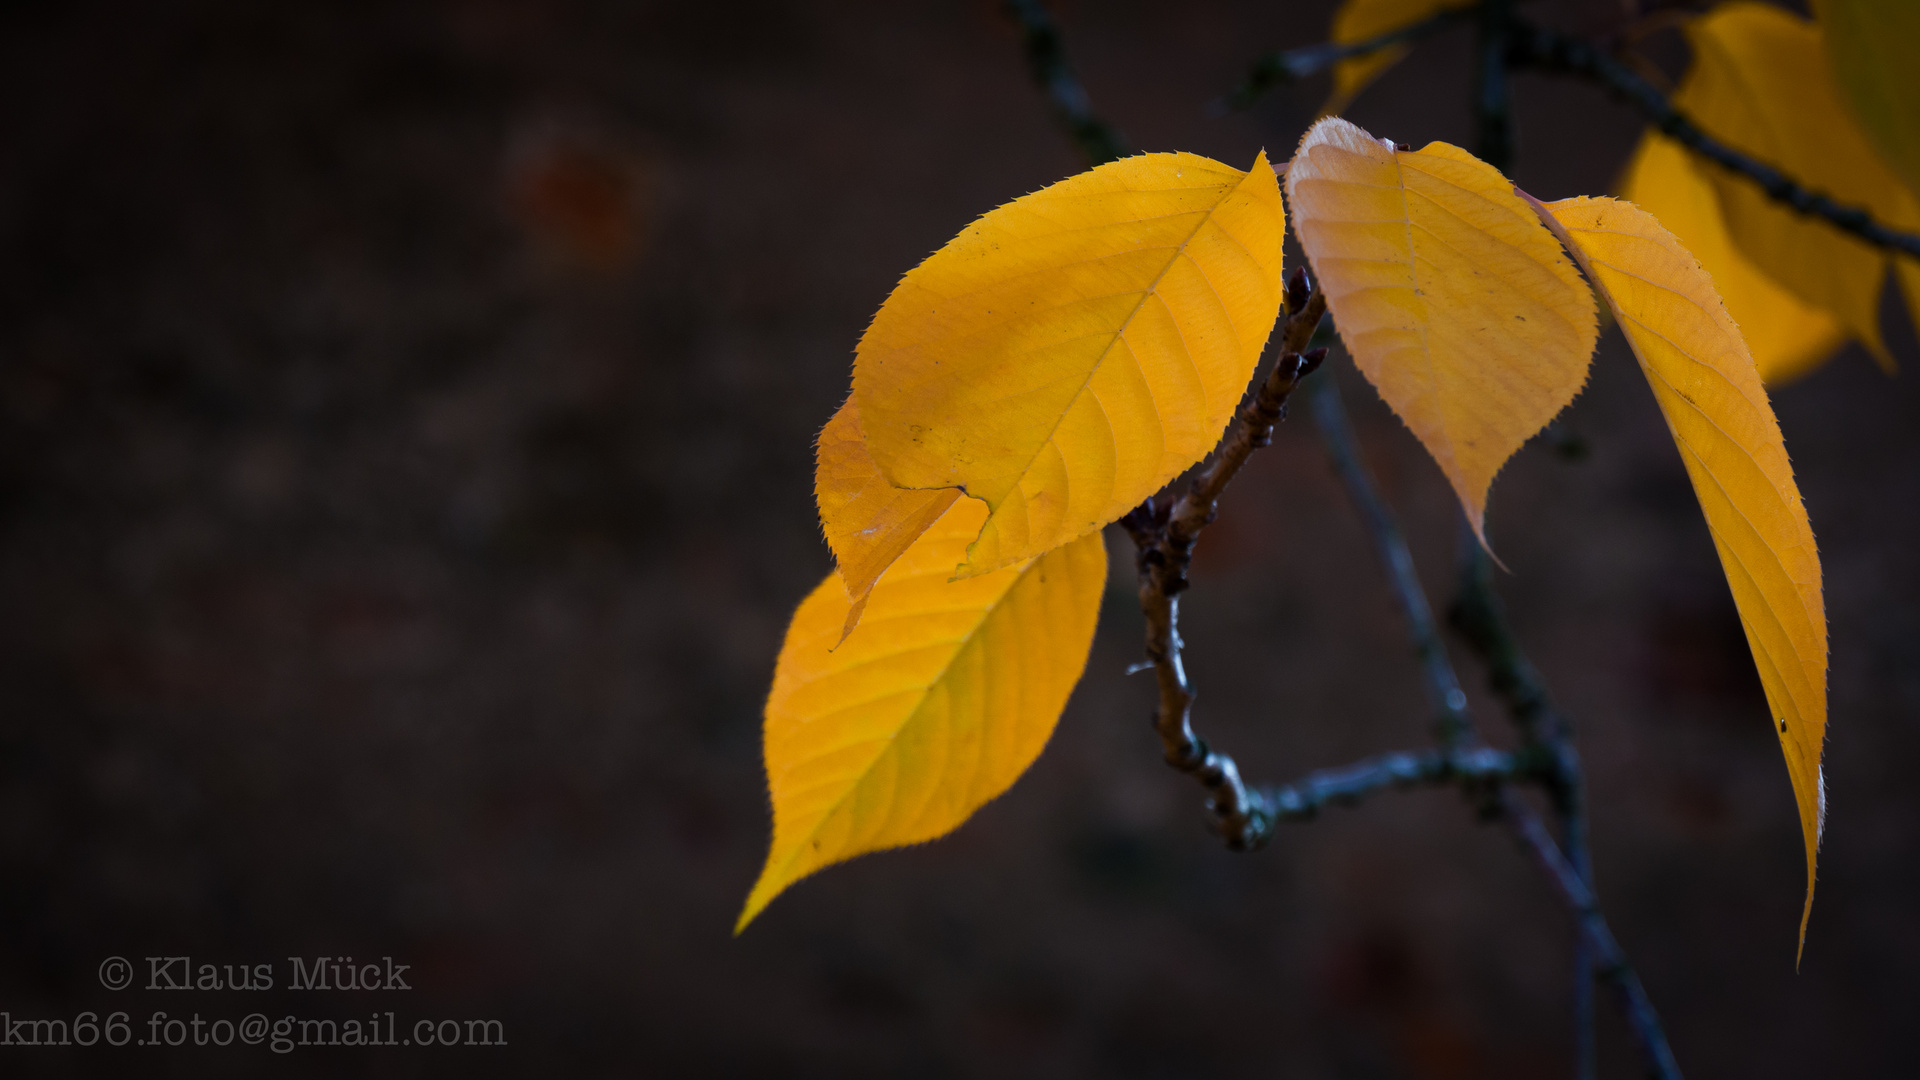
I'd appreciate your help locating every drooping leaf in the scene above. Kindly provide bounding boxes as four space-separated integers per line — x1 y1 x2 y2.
737 497 1107 931
1532 194 1828 959
1325 0 1475 115
815 399 959 639
1285 117 1597 541
1814 0 1920 203
1676 1 1920 368
853 152 1286 578
1620 132 1845 385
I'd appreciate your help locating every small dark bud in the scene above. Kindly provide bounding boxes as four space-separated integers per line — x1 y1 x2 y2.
1298 346 1329 379
1396 143 1412 152
1285 266 1311 314
1119 496 1164 534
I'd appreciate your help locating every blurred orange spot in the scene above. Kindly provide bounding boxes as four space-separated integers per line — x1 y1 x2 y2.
512 141 645 271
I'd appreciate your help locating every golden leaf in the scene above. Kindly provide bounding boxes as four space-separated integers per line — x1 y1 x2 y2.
1814 0 1920 203
1677 1 1920 368
1325 0 1475 115
1285 117 1597 541
815 399 959 639
1619 132 1845 385
1533 194 1828 960
852 152 1286 578
737 498 1107 931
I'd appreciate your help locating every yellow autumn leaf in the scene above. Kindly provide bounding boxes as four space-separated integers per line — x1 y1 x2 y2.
815 399 959 639
1814 0 1920 203
1677 0 1920 368
737 497 1107 931
1533 194 1828 959
852 151 1286 579
1620 132 1845 385
1325 0 1475 115
1813 0 1920 336
1285 117 1597 541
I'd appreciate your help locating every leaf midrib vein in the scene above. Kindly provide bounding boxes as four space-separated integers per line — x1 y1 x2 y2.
766 550 1052 881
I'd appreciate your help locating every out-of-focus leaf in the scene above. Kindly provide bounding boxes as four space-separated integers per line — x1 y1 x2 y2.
1535 194 1828 960
815 399 959 639
1814 0 1920 203
1620 132 1845 385
1325 0 1476 115
853 152 1286 578
736 498 1106 932
1677 1 1920 368
1286 116 1597 542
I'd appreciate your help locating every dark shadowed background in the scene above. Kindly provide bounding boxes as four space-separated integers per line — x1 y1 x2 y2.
1 0 1914 1076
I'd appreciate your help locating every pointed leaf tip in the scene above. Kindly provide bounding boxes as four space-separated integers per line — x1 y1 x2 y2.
1528 193 1828 957
737 498 1107 930
1285 117 1597 539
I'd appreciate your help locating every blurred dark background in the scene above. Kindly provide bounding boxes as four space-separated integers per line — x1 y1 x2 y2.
0 0 1913 1076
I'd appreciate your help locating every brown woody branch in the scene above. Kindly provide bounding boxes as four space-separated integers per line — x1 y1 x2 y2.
1006 8 1681 1073
1118 270 1326 849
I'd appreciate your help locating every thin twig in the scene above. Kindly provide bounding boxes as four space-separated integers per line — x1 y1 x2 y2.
1448 547 1580 806
1002 0 1132 166
1120 274 1328 849
1305 374 1476 750
1452 539 1598 1080
1299 377 1679 1072
1160 280 1329 596
1474 0 1518 172
999 11 1679 1073
1504 792 1685 1080
1220 7 1472 113
1259 746 1527 821
1508 19 1920 260
1468 11 1602 1070
1469 6 1597 1070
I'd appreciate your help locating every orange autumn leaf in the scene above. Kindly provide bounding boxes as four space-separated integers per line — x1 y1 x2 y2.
737 498 1106 931
1286 117 1597 542
853 151 1287 578
1533 194 1828 959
